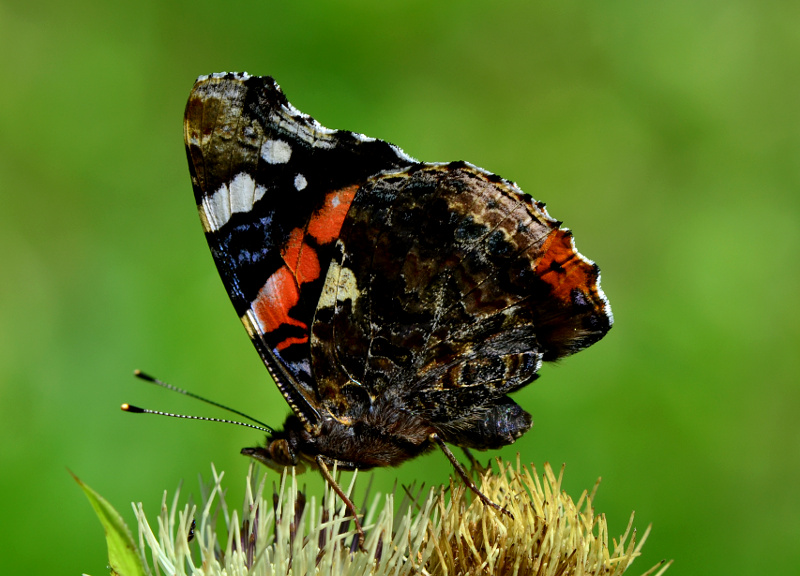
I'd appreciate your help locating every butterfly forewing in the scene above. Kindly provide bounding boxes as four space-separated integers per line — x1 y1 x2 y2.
183 73 415 429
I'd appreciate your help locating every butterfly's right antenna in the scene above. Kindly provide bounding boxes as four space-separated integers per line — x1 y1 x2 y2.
129 369 275 433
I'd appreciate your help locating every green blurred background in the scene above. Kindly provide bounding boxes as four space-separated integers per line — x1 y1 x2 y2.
1 1 798 574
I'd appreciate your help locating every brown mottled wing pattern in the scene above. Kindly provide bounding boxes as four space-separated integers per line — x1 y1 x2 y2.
310 163 612 448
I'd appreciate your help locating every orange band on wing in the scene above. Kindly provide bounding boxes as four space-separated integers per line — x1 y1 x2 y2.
276 335 310 351
253 266 306 332
534 229 594 303
251 186 359 350
307 185 358 244
282 228 322 285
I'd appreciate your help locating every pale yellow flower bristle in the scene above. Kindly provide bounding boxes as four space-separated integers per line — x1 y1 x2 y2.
427 456 671 576
130 459 671 575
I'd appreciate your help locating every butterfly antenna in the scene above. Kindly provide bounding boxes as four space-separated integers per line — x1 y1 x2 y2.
131 369 275 433
121 403 273 433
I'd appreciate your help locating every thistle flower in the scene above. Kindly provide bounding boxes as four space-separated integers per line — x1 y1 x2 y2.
79 458 671 576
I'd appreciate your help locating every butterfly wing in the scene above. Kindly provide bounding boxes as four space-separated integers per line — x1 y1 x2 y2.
184 73 415 431
309 163 612 447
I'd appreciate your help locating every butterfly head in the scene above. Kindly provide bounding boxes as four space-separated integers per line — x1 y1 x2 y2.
241 415 310 473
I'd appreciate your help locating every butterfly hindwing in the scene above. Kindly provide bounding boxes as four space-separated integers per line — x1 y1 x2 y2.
309 163 612 447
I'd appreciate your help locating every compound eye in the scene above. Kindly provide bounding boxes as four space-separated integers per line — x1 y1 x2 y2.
269 438 297 466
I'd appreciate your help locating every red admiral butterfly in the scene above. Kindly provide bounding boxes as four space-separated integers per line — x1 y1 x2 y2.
183 72 612 534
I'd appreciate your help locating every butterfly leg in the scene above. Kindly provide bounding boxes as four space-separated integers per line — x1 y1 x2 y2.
315 455 366 550
461 447 492 477
430 433 514 520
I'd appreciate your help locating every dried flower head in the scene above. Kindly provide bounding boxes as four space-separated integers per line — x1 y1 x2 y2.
426 457 671 576
83 458 670 575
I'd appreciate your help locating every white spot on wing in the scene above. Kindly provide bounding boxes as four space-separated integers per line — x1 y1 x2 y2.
270 106 418 160
197 71 252 82
228 172 256 213
294 173 307 191
204 186 231 231
261 139 292 164
318 260 360 309
201 172 265 232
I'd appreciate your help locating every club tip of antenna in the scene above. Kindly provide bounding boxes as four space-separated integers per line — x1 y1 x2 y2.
133 369 155 382
121 403 145 413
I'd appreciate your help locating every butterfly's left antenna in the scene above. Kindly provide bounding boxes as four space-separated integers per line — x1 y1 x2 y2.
121 403 274 432
123 369 275 433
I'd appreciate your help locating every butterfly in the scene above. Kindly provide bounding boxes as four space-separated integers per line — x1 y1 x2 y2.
183 72 613 539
